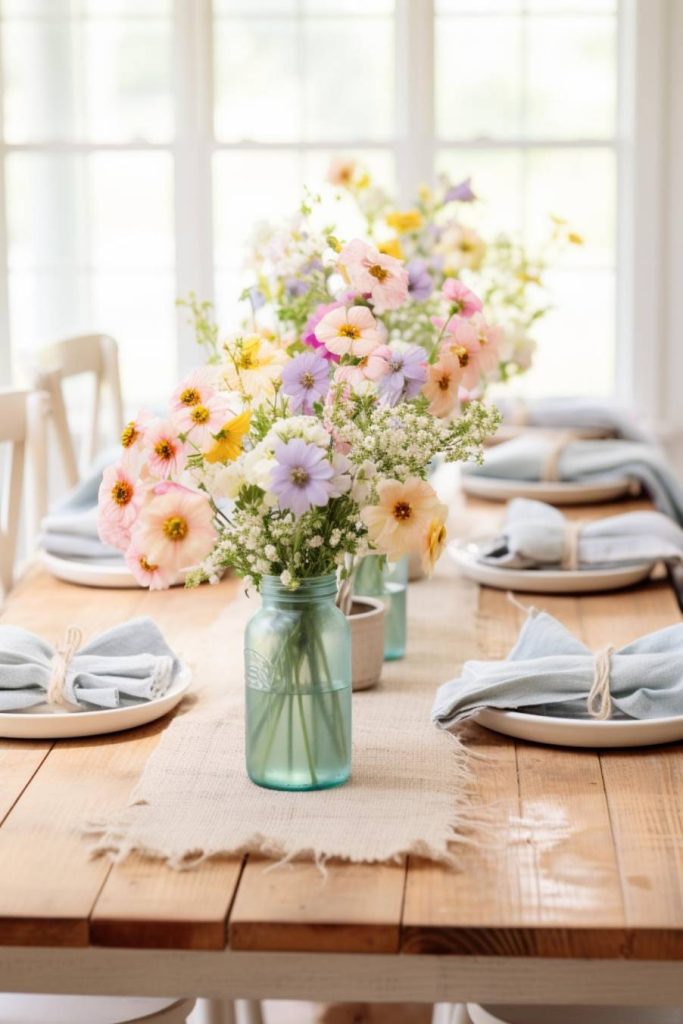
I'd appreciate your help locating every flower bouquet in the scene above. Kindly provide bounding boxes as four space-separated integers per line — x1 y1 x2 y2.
99 235 498 791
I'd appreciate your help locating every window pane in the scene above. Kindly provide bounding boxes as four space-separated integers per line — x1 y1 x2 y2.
436 15 522 139
214 9 394 143
214 19 301 142
303 19 393 141
6 152 175 406
502 268 615 397
526 16 616 138
2 11 173 142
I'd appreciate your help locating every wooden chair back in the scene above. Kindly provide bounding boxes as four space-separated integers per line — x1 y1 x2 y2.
0 389 47 596
33 334 124 489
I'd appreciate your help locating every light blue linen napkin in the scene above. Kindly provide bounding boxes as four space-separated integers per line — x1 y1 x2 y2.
38 448 122 560
496 396 651 442
479 498 683 570
0 617 182 712
464 436 683 524
432 609 683 726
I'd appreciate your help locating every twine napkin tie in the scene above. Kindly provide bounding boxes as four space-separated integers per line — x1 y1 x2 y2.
46 626 83 711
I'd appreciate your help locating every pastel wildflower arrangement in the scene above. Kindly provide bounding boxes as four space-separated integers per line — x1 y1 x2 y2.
99 234 499 596
284 159 583 387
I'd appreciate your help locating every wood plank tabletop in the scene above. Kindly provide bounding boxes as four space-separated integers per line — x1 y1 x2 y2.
0 491 681 959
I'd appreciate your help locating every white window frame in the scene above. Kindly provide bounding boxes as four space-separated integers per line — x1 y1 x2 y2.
0 0 675 431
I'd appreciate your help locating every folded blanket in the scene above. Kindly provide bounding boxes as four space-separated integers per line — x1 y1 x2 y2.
496 396 651 442
464 436 683 524
479 498 683 570
0 617 182 712
432 609 683 726
38 448 122 560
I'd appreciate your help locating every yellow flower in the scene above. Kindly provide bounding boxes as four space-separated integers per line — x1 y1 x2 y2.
378 237 405 260
568 231 584 245
361 478 447 562
203 410 251 464
222 334 287 400
386 209 423 234
421 516 448 574
418 183 432 203
355 171 371 190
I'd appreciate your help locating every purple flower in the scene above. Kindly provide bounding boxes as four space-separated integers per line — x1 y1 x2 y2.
407 259 433 302
281 351 330 413
377 345 427 406
246 286 266 310
444 177 476 204
285 277 310 298
270 439 334 517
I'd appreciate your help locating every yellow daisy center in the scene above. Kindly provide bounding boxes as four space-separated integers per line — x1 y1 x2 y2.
163 516 188 541
392 500 412 522
180 387 201 406
338 323 361 340
368 264 389 283
154 439 174 460
121 422 138 448
190 405 210 424
111 480 133 506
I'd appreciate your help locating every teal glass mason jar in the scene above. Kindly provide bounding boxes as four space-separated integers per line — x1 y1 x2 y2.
353 556 408 660
244 574 352 791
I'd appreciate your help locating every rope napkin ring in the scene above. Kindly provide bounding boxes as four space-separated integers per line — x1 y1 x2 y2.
506 594 616 720
541 431 580 482
560 520 584 571
47 626 83 711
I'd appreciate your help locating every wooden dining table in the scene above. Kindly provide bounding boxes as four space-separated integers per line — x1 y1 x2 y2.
0 485 681 1010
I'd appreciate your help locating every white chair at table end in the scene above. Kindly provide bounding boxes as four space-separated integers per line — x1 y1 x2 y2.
0 995 195 1023
31 332 125 494
0 388 49 595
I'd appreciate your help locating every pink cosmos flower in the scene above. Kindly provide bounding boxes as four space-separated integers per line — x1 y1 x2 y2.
173 392 233 449
170 367 217 415
314 305 382 358
435 314 501 390
97 462 143 552
124 542 178 590
132 484 217 574
441 278 483 319
337 239 409 314
144 419 189 479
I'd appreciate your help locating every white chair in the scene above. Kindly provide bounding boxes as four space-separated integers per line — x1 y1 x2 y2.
32 333 124 497
0 388 47 595
0 995 195 1023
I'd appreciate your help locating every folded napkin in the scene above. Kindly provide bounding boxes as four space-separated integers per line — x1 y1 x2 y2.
432 608 683 726
479 498 683 571
464 435 683 524
38 448 122 560
496 396 651 443
0 617 182 712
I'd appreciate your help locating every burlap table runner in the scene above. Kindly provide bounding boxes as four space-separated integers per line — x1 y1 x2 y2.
87 562 478 868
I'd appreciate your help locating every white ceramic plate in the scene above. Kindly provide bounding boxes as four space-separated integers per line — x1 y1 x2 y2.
461 474 635 505
449 539 655 594
0 669 192 740
475 707 683 749
41 551 183 589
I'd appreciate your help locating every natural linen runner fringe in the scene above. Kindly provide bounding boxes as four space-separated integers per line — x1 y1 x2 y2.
85 562 479 870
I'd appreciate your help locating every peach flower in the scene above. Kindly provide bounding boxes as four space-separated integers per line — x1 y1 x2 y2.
422 352 463 419
361 477 447 561
337 239 409 314
97 462 143 552
315 305 382 358
132 485 217 574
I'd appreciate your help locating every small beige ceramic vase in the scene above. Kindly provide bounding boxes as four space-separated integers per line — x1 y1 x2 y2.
347 596 385 691
407 549 427 582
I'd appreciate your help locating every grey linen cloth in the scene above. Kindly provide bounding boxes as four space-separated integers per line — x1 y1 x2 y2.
496 395 651 442
464 436 683 524
432 609 683 726
479 498 683 570
0 617 181 712
38 448 122 560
